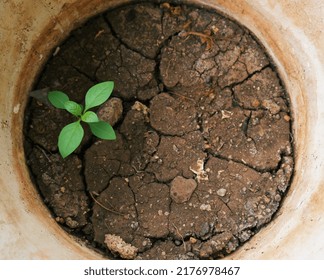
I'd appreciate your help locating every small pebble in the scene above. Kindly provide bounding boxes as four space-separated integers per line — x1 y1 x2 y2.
284 115 291 122
251 99 260 107
174 240 182 246
217 188 227 197
97 97 123 126
262 99 281 115
189 237 197 244
200 204 211 211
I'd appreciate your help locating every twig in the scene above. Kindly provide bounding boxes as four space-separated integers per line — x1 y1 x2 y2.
169 91 195 102
179 31 214 50
90 191 124 216
131 164 145 174
180 31 212 40
94 29 105 39
172 223 187 251
35 145 52 162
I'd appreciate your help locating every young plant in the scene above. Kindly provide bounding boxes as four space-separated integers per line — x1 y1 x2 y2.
48 81 116 158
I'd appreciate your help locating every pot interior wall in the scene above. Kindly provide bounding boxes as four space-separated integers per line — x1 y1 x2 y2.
1 0 324 259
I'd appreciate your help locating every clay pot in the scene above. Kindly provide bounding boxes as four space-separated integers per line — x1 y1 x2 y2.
1 0 323 259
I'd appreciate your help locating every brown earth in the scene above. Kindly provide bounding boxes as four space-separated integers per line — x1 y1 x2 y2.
24 1 293 259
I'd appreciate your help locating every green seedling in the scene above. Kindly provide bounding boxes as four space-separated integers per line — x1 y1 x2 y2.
48 81 116 158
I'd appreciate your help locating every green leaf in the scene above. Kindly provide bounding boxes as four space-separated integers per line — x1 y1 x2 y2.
84 81 114 112
81 111 99 123
58 121 84 158
88 121 116 140
48 91 70 109
64 100 83 117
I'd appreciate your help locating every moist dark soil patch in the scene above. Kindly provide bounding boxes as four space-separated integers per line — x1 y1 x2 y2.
24 1 294 259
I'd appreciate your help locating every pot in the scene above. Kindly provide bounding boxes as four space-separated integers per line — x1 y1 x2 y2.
1 0 323 259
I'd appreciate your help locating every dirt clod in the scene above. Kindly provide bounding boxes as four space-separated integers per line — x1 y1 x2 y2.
97 97 123 126
105 234 138 259
170 176 197 203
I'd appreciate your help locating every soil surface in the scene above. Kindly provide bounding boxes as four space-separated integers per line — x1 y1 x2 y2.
24 1 294 259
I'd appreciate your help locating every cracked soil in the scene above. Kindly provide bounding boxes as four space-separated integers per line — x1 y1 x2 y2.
24 1 294 259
